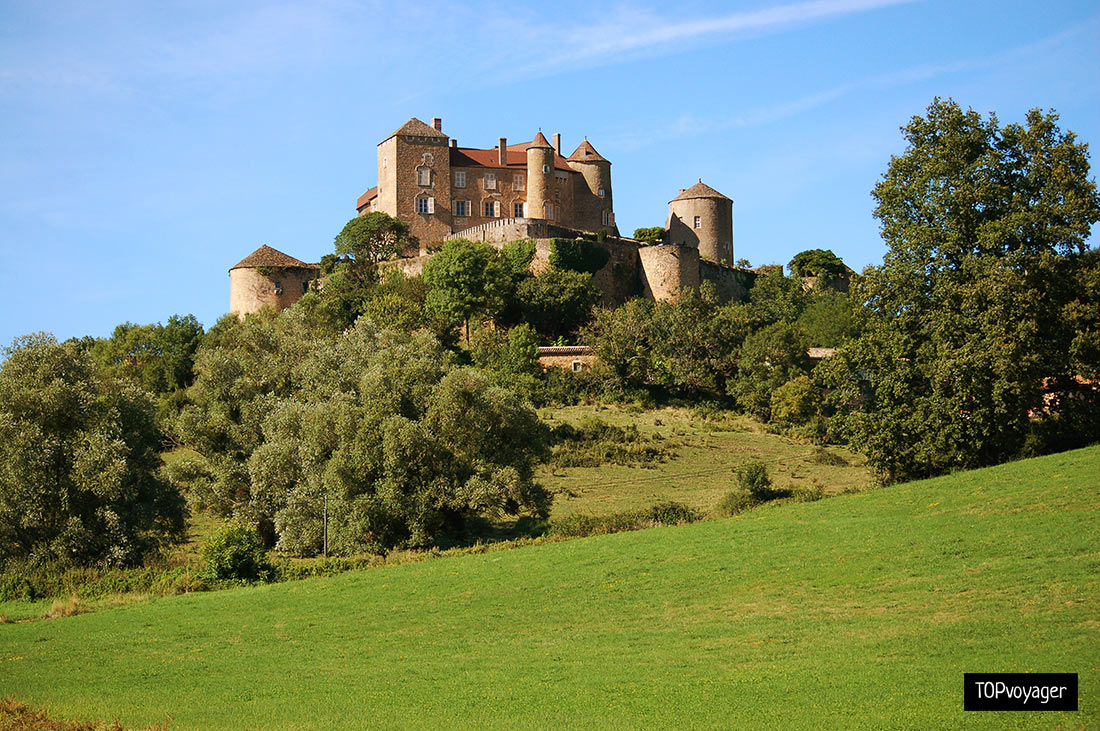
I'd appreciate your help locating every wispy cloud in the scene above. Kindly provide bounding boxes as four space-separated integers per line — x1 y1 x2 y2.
502 0 919 80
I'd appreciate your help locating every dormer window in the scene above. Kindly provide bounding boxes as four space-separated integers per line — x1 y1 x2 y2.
417 166 431 186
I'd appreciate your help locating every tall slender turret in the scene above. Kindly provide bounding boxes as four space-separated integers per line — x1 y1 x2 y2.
568 139 613 233
526 131 556 220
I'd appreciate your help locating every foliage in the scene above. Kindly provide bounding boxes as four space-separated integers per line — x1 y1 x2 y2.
0 334 186 568
514 268 601 341
357 270 460 346
500 238 537 278
548 237 610 274
789 248 846 281
736 461 772 496
633 226 666 244
548 417 671 468
89 314 204 396
424 238 513 338
792 291 858 347
333 212 414 267
246 323 552 555
823 99 1100 482
715 490 757 516
470 324 542 400
201 524 272 581
729 322 812 421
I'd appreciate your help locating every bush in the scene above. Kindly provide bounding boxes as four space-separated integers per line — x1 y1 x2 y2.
645 501 701 525
737 461 772 496
201 525 272 581
716 490 758 517
810 447 848 466
548 418 671 468
791 486 826 503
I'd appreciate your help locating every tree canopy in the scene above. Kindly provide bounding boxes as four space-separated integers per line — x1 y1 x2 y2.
823 99 1100 482
0 334 186 567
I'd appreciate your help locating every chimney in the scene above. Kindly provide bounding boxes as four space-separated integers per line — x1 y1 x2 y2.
450 139 457 148
432 117 442 131
553 133 561 156
499 137 507 166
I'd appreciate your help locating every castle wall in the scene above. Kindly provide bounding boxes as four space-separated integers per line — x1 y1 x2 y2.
638 244 700 302
667 197 733 265
450 166 528 231
698 260 755 303
230 267 317 317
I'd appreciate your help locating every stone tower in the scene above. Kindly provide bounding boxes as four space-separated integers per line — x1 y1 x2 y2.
666 180 734 264
568 139 614 233
526 131 556 220
229 245 319 318
376 117 452 249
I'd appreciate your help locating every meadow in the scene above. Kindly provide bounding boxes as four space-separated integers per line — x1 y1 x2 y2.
1 444 1095 728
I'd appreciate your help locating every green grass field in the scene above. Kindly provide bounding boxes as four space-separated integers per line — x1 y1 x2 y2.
2 445 1095 728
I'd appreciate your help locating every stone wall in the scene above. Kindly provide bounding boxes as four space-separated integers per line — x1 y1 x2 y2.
699 260 755 303
638 244 700 302
230 266 317 317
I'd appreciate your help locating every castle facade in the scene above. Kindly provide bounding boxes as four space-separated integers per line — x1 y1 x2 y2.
230 117 753 316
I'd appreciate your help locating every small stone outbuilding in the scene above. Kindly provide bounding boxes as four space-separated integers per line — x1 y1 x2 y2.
229 245 319 317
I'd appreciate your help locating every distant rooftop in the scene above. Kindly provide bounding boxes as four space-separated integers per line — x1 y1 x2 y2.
230 245 317 271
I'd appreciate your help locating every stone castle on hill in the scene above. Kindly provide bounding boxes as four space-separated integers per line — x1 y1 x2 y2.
230 117 754 317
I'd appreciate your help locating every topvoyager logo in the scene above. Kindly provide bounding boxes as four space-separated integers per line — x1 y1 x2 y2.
964 673 1078 711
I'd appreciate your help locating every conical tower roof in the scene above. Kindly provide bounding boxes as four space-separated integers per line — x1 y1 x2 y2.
529 131 554 149
230 245 316 271
670 179 732 203
567 139 607 163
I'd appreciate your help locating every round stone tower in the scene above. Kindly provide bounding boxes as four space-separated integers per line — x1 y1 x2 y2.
567 139 613 233
666 180 734 264
229 245 319 318
526 131 556 220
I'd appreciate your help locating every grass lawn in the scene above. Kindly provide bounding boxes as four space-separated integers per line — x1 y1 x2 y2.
539 404 872 517
1 445 1095 728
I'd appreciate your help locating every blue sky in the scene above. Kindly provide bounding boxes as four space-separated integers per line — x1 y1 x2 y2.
2 0 1098 345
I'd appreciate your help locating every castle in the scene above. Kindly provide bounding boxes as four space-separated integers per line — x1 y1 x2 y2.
230 117 754 316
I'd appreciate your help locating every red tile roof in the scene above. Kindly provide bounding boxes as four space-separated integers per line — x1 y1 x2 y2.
230 245 317 271
450 142 574 171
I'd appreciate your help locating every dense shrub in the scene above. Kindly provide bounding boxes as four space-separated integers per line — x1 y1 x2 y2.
201 525 272 581
716 490 758 517
645 501 702 525
548 417 671 468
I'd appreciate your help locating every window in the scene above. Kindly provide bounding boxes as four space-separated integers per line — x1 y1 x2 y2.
417 166 431 186
514 202 525 218
454 200 470 216
693 216 701 229
274 281 283 295
484 200 499 217
542 164 550 173
572 361 584 372
598 188 605 198
454 171 466 188
417 197 434 214
382 157 387 169
513 174 524 191
485 172 497 190
545 202 556 221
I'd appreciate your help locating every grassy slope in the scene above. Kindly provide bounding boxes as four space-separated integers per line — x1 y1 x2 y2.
1 446 1096 729
540 405 872 517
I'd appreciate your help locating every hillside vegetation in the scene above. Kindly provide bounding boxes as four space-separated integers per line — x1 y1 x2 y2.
1 445 1096 728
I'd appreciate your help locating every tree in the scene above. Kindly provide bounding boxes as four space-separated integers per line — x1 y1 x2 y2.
423 239 512 341
824 99 1100 482
633 227 666 244
515 269 601 341
333 212 415 268
789 249 846 281
548 237 610 274
0 334 186 567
